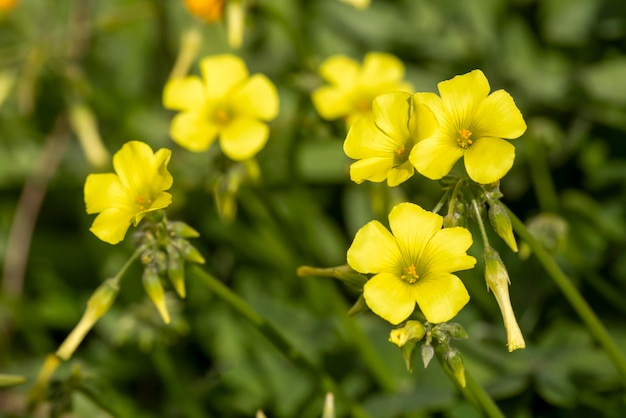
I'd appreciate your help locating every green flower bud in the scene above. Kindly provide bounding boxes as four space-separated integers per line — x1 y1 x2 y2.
483 247 525 351
175 239 206 264
437 322 469 340
389 320 426 347
488 199 518 252
400 340 417 373
444 347 466 388
142 267 170 324
167 221 200 238
421 342 434 368
167 245 186 298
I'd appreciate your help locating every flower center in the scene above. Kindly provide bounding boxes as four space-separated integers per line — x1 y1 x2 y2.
214 107 232 126
455 128 474 149
136 195 153 211
400 264 419 284
393 139 414 165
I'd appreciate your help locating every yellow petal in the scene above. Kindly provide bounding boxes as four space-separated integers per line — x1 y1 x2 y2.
409 137 464 180
151 148 174 191
363 272 416 325
200 54 248 99
473 89 527 139
349 157 394 184
388 203 442 263
409 103 438 142
347 220 401 274
220 118 269 160
311 86 351 120
318 54 359 86
361 53 405 86
420 227 476 275
387 161 414 187
412 92 452 134
162 76 205 111
132 192 173 225
170 112 219 152
84 173 129 214
231 74 279 120
344 114 400 159
438 70 490 125
371 92 411 141
113 141 166 192
90 208 134 245
411 273 470 323
464 137 515 184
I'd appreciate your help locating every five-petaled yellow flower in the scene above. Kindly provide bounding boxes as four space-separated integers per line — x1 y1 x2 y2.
163 54 279 161
312 52 413 127
84 141 173 245
344 92 437 186
347 202 476 325
410 69 526 184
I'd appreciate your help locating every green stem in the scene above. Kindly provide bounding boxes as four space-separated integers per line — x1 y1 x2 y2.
506 207 626 383
189 266 372 418
471 199 491 248
526 137 559 213
112 246 144 285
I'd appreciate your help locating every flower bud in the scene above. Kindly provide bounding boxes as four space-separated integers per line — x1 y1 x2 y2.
444 347 466 388
483 247 525 351
167 245 186 298
227 0 245 49
68 102 109 168
56 278 119 360
389 320 425 347
142 267 170 324
167 220 200 238
488 199 518 252
437 322 469 340
175 239 206 264
421 342 434 368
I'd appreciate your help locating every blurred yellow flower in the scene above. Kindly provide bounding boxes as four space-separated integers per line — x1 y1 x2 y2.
312 52 413 127
343 92 437 186
347 202 476 325
84 141 173 245
163 54 279 161
338 0 370 9
410 70 526 184
184 0 224 23
0 0 17 11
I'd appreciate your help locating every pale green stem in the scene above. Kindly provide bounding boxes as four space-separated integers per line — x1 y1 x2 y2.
471 199 491 248
506 206 626 383
189 266 372 418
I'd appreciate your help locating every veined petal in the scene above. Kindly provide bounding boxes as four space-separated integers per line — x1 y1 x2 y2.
349 157 394 184
200 54 248 99
162 76 205 111
89 208 134 245
361 52 405 86
388 203 442 265
420 227 476 275
387 161 414 187
170 111 219 152
363 272 416 325
113 141 161 192
372 92 411 141
464 137 515 184
409 103 438 142
220 118 269 160
311 86 351 120
409 137 464 180
344 114 401 159
412 92 451 134
473 89 527 139
412 273 470 323
151 148 174 191
347 220 401 274
84 173 128 214
230 74 279 120
318 55 359 86
438 70 490 128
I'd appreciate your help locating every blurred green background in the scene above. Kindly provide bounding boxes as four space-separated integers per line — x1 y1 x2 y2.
2 0 626 417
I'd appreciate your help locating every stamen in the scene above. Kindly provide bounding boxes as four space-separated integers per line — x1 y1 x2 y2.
400 264 419 284
455 128 473 149
136 196 153 211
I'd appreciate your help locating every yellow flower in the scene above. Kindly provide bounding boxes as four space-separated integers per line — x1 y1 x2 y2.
84 141 173 245
343 92 437 186
338 0 370 9
312 52 413 127
184 0 224 23
347 202 476 325
410 70 526 184
163 54 279 160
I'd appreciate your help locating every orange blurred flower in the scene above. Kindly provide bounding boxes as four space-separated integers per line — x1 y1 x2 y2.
0 0 17 11
184 0 224 23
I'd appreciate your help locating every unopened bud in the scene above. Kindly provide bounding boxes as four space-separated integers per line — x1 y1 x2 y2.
488 199 518 252
68 102 109 168
444 348 466 388
484 247 525 351
389 320 425 347
167 245 186 298
437 322 468 340
56 278 119 360
443 213 458 228
168 221 200 238
175 239 206 264
421 343 434 368
227 0 245 49
142 267 170 324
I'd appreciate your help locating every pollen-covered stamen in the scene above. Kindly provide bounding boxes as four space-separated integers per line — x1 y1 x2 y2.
136 196 153 211
400 264 419 284
455 128 474 149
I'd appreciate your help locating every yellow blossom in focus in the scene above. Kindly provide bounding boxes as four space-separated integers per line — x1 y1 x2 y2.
344 92 437 186
410 69 526 184
84 141 173 245
163 54 279 161
184 0 224 23
347 203 476 325
312 52 413 127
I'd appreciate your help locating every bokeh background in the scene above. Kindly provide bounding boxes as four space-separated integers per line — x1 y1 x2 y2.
2 0 626 417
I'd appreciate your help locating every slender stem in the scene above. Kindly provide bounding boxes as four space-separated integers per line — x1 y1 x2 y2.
526 137 559 213
112 246 144 285
189 266 372 418
471 199 491 248
506 206 626 383
446 179 465 217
